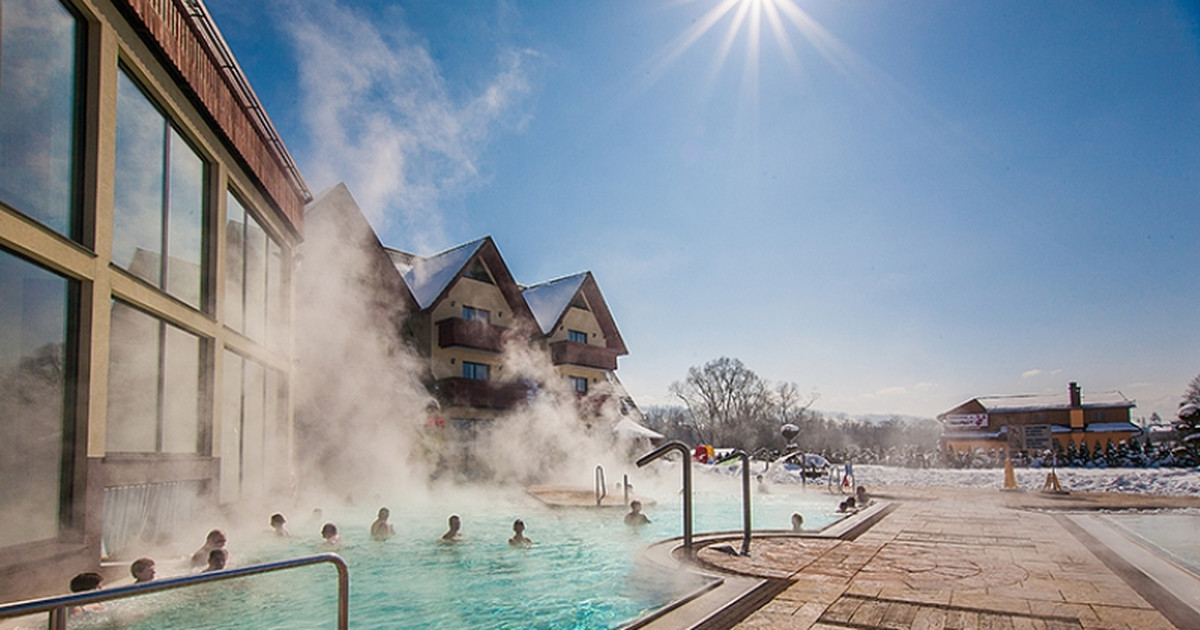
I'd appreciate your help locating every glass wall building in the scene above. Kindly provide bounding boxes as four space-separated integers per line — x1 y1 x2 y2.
0 0 308 601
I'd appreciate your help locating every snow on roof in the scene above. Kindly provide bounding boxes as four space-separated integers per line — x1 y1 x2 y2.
522 273 587 335
973 391 1134 413
387 239 486 309
613 417 663 440
1084 422 1143 434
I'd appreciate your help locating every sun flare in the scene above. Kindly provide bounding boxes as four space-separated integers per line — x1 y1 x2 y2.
643 0 857 107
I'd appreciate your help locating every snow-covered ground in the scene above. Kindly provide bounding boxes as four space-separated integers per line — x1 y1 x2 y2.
852 465 1200 496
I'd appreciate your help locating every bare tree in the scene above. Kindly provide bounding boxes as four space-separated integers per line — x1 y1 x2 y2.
669 357 774 449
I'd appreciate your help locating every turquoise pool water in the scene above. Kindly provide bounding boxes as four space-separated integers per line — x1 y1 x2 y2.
1103 511 1200 577
121 483 845 629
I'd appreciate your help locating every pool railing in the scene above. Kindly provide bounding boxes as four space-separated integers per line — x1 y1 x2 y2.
0 553 349 630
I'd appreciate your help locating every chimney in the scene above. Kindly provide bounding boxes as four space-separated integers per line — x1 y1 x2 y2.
1069 382 1081 408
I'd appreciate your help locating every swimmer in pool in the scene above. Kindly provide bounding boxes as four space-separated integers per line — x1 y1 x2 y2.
370 507 395 541
508 519 532 547
270 513 291 537
130 557 156 583
191 529 227 568
441 514 462 543
321 522 344 547
624 500 651 526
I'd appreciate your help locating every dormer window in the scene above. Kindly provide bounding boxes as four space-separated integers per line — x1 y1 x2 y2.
568 330 587 344
462 306 490 324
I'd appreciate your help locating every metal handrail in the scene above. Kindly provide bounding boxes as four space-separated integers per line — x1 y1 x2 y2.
714 450 752 556
0 553 349 630
637 441 693 552
595 465 607 506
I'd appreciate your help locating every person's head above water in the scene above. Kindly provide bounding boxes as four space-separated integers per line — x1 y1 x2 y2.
321 522 339 540
791 513 804 530
70 572 103 593
377 507 390 520
513 519 525 533
206 548 228 571
271 513 286 527
629 500 643 513
130 557 155 583
206 529 227 547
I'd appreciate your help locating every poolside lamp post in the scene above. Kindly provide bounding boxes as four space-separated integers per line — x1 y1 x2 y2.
781 423 799 450
636 441 693 553
714 449 752 556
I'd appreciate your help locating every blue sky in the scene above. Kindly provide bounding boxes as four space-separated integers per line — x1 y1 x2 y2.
205 0 1200 421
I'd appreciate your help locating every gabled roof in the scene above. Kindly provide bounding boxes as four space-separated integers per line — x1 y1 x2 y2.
305 183 417 312
523 273 587 335
522 271 628 356
388 239 486 309
940 390 1135 418
387 237 536 325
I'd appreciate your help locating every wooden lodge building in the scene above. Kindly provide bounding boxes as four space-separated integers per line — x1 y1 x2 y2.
938 382 1140 458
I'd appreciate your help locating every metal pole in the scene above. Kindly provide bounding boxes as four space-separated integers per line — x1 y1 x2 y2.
637 441 693 552
716 450 752 556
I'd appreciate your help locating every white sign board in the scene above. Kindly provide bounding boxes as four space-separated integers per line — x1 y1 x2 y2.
944 414 989 429
1023 425 1053 452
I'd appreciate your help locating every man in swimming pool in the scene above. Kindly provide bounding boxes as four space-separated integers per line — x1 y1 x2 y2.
624 500 651 526
441 514 462 543
370 507 395 541
190 529 227 568
508 519 532 547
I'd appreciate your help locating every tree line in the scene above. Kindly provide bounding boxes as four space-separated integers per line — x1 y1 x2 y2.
642 359 1200 470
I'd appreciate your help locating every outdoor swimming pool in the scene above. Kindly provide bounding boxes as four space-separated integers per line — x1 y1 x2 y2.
1102 510 1200 577
117 481 846 629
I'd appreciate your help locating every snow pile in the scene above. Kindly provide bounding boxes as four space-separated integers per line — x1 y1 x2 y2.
854 465 1200 496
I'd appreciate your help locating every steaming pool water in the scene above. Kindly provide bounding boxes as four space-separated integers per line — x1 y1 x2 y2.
115 483 846 629
1101 511 1200 576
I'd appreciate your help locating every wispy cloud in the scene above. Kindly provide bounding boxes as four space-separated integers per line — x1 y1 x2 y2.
283 1 535 249
1022 369 1042 379
874 386 907 397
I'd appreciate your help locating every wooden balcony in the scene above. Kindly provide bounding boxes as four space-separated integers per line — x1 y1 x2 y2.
435 377 533 410
550 340 618 370
436 317 505 352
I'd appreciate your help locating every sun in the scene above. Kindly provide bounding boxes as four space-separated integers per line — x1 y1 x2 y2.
641 0 853 106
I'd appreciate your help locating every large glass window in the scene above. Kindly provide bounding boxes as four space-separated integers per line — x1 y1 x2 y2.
107 301 204 454
113 69 207 310
0 0 82 239
568 329 587 344
221 351 286 502
225 191 287 348
0 248 75 546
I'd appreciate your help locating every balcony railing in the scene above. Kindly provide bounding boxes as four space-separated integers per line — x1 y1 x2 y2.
436 377 532 410
436 318 506 352
550 340 618 370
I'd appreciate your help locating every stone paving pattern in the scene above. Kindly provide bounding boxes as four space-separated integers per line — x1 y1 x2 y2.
695 486 1200 630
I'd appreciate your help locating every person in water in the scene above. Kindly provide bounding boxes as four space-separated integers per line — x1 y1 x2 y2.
190 529 227 568
791 513 804 531
508 519 532 547
855 485 871 507
370 507 395 541
624 500 651 526
441 514 462 543
270 513 290 537
837 497 857 513
321 522 343 547
68 572 106 614
130 557 156 583
204 548 228 572
756 474 770 494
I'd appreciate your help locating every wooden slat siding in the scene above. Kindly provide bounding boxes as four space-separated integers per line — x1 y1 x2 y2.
120 0 306 235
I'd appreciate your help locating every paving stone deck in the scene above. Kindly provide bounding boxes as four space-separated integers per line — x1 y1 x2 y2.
693 486 1200 630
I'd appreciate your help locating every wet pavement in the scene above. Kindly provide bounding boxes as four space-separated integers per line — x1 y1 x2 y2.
691 485 1200 630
